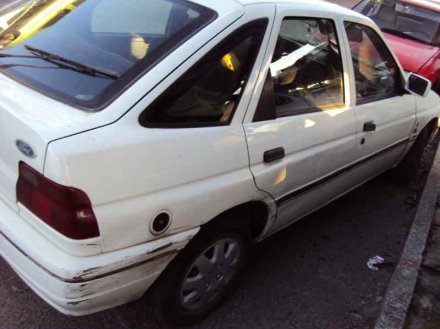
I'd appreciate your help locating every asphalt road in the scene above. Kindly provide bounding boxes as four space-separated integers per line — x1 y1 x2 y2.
0 0 416 329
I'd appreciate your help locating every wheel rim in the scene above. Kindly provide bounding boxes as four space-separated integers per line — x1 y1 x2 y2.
179 237 241 311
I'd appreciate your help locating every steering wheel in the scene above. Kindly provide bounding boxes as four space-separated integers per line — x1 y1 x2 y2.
355 71 390 97
374 60 388 69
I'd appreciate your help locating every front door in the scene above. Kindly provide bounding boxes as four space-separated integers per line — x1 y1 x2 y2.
342 21 416 178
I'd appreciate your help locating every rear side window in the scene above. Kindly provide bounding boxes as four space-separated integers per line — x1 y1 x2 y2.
139 20 268 128
272 18 344 117
254 17 344 121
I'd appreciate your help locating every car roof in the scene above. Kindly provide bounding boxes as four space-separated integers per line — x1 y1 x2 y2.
233 0 365 17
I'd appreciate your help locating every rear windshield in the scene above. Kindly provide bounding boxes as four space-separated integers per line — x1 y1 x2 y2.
353 0 440 47
0 0 216 111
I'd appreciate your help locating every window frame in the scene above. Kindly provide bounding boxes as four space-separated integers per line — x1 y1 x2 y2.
343 21 406 106
139 19 269 129
253 16 346 122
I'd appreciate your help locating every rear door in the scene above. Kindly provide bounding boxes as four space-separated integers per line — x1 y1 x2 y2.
243 5 357 234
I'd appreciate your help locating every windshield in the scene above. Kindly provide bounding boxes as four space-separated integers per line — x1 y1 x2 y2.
0 0 216 111
353 0 440 46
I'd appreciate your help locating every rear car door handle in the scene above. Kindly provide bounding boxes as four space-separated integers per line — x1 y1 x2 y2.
363 121 376 132
264 147 285 163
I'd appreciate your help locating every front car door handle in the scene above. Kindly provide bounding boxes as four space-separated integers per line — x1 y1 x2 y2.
264 147 285 163
363 121 376 132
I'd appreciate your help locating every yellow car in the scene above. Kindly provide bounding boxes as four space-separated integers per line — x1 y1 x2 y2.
0 0 78 49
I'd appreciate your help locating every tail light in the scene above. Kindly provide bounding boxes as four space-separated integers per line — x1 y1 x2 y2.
16 162 100 240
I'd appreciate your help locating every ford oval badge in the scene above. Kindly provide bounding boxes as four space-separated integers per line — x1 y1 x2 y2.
16 140 36 158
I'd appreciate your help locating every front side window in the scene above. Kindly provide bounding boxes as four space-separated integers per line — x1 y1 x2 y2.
0 0 216 110
345 22 401 104
269 18 344 117
139 20 268 128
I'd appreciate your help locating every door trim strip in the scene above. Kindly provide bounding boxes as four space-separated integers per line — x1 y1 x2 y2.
276 138 410 206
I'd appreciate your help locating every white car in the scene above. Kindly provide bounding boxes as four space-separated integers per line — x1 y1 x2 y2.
0 0 438 325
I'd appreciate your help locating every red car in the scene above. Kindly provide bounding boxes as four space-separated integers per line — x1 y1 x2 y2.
353 0 440 94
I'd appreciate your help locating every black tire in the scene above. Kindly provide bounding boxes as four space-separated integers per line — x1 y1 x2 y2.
151 221 249 326
390 127 430 184
433 79 440 96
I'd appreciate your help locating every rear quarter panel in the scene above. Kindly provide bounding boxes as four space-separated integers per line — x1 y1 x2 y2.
44 3 277 252
45 121 264 252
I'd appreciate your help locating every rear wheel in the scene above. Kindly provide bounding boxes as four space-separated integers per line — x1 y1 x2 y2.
152 223 248 326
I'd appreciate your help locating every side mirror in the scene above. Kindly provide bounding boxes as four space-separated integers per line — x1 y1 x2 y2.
405 73 432 97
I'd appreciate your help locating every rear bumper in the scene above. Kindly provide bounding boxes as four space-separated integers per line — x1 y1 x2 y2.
0 199 198 315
